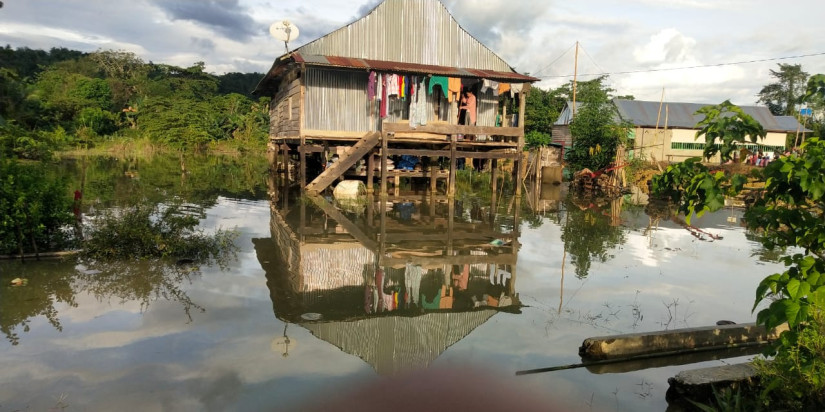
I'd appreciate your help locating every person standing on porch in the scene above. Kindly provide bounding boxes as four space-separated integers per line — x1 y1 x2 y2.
459 89 477 126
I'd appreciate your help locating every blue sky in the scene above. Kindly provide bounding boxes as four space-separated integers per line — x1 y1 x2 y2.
1 0 823 104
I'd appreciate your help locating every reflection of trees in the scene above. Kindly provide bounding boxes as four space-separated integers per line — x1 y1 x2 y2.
561 196 626 279
1 248 236 345
1 263 77 345
77 260 206 320
745 231 785 263
61 153 269 210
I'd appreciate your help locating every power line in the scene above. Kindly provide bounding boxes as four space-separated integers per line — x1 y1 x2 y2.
536 51 825 79
531 43 576 77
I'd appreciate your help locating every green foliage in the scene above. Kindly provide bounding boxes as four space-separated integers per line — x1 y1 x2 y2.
757 63 809 116
651 158 744 224
560 196 625 278
81 201 238 261
567 100 626 172
695 100 767 162
753 312 825 410
0 46 270 154
0 159 75 255
217 72 265 97
525 130 551 149
654 130 825 407
802 74 825 103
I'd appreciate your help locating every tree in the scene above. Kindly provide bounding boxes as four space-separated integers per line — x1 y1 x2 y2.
757 63 809 116
652 101 825 407
566 78 628 172
694 100 767 162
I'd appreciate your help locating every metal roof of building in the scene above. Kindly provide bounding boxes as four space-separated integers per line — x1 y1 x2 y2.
254 0 536 95
774 115 813 133
613 99 791 132
293 53 538 82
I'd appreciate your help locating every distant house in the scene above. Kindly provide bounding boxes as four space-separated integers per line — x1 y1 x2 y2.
553 99 810 163
255 0 537 195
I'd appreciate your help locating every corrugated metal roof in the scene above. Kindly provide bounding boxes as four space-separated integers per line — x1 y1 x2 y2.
296 0 515 72
775 115 813 133
613 99 789 132
293 53 538 82
254 0 536 95
553 101 585 125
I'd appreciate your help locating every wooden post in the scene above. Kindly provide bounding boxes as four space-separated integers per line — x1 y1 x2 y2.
380 133 389 198
378 197 387 266
429 157 437 195
281 143 289 181
367 152 375 194
394 174 400 197
449 136 457 197
491 158 498 217
299 137 307 191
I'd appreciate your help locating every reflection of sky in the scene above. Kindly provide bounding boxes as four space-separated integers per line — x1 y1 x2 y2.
0 199 789 411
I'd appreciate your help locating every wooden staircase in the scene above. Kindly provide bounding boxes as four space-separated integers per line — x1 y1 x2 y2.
305 132 381 195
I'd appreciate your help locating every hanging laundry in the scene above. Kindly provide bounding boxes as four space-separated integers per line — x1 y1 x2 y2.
405 263 423 305
421 289 441 310
387 74 400 97
400 75 406 99
414 78 429 127
439 285 454 309
380 74 388 118
367 71 377 100
451 264 469 290
447 77 461 102
498 82 511 96
510 83 523 98
428 76 449 99
481 79 500 96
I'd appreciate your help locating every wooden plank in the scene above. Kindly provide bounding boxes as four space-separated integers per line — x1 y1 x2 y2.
458 151 519 160
297 145 324 153
382 122 522 137
382 253 517 267
305 132 381 194
386 148 451 157
306 195 379 251
303 130 374 140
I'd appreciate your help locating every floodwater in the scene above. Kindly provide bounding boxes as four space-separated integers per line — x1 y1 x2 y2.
0 155 787 411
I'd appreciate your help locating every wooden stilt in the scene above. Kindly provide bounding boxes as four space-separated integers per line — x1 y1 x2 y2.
380 133 389 198
491 158 498 218
429 157 437 195
299 136 307 191
515 152 523 198
367 152 375 194
449 136 457 197
394 175 400 197
281 143 288 181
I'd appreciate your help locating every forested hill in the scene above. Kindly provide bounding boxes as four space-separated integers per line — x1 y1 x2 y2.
0 46 270 159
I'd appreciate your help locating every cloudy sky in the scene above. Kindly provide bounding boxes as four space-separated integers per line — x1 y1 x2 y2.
1 0 823 105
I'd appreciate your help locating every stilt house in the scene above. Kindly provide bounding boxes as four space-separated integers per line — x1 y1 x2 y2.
255 0 538 196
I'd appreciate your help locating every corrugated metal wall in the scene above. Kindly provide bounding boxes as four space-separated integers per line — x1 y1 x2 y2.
304 69 371 132
297 0 512 72
305 68 470 131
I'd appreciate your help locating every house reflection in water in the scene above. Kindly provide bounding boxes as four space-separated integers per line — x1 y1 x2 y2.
254 188 521 375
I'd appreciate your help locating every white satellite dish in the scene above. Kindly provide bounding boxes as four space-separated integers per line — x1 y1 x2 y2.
270 20 300 54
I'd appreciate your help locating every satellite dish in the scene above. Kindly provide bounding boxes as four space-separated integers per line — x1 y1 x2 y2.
270 20 300 54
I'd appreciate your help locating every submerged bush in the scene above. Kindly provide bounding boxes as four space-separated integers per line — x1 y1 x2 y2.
0 159 75 255
81 202 237 261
